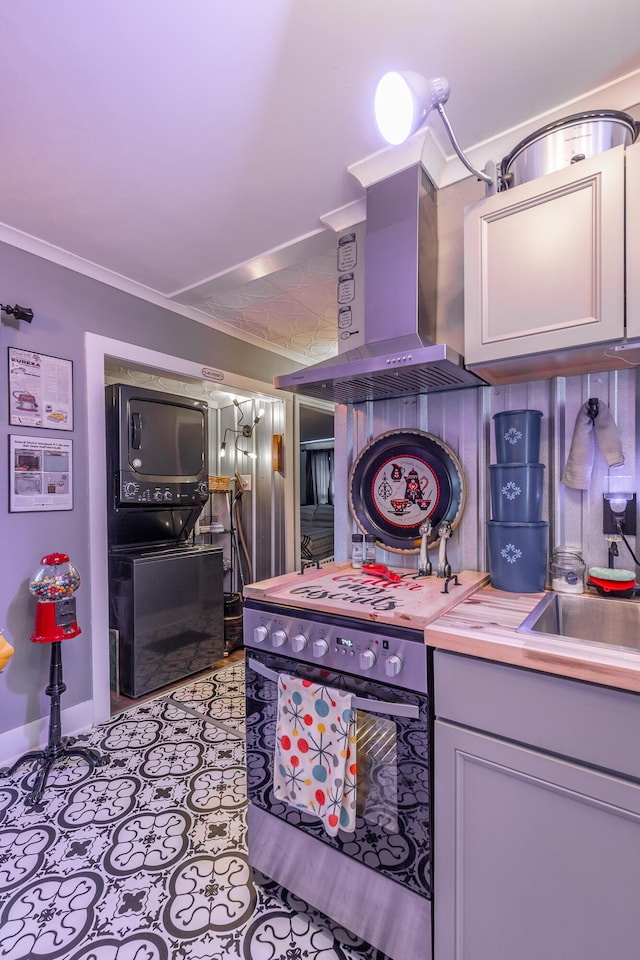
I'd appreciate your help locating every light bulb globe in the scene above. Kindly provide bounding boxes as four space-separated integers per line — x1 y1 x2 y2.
375 72 415 145
375 72 450 146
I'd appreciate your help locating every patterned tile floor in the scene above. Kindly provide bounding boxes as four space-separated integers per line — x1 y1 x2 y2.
0 660 387 960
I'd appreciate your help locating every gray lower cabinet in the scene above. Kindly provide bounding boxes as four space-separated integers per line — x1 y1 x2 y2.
434 651 640 960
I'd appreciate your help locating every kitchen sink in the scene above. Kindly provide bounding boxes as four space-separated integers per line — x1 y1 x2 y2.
517 590 640 653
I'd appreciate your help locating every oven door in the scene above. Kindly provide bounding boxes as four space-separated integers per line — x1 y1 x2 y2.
246 647 431 899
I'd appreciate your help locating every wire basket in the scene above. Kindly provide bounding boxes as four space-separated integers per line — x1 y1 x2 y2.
208 475 232 492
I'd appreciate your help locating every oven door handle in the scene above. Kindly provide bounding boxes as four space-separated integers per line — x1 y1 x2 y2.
246 656 420 720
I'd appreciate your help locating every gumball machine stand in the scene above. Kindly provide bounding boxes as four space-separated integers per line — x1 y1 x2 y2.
0 553 108 805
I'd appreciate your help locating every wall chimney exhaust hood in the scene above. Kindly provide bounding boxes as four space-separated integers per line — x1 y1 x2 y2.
274 164 486 404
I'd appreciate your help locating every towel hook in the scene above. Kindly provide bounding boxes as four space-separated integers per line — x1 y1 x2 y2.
587 397 599 421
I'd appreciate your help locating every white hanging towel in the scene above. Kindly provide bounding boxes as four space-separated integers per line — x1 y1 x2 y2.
562 400 624 490
274 673 357 837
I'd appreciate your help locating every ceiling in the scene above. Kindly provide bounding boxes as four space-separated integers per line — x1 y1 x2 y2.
3 1 640 368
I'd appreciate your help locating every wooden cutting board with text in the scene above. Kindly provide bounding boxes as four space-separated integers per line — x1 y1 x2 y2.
243 564 489 630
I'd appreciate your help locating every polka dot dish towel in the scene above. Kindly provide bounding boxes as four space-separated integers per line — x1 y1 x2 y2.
274 673 357 836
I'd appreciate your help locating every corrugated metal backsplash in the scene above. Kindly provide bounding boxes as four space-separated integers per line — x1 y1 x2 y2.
334 367 639 580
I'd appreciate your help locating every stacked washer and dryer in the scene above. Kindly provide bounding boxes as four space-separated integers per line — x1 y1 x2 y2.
106 383 224 698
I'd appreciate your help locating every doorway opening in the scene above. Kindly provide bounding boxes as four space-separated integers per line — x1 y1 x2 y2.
86 334 288 725
298 403 335 565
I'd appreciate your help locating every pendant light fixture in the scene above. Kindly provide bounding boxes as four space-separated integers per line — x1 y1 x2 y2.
219 398 265 462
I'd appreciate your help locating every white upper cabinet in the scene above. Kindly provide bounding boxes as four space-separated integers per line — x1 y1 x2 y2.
464 144 631 384
625 140 640 340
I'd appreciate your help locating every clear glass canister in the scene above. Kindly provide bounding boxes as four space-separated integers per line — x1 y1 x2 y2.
550 547 585 594
29 552 81 601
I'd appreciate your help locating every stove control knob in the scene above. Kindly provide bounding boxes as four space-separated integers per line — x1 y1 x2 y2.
272 629 287 648
360 649 377 670
384 654 403 677
291 633 308 653
312 638 329 658
253 626 269 644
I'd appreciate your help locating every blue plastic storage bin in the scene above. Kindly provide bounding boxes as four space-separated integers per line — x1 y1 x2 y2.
489 463 545 522
493 409 542 464
487 520 548 593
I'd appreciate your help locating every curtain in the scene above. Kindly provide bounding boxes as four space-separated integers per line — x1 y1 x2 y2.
305 448 334 504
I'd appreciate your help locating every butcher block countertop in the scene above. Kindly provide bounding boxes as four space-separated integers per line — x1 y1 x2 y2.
242 563 489 631
244 565 640 693
425 584 640 694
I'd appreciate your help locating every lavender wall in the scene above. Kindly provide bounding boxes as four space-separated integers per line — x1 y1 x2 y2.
0 241 297 754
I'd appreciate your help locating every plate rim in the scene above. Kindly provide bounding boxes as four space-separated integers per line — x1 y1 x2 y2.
348 428 467 555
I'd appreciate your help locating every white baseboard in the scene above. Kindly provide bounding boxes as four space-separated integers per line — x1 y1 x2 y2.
0 700 95 768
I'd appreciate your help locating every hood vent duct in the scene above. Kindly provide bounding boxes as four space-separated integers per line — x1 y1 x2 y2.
275 164 486 404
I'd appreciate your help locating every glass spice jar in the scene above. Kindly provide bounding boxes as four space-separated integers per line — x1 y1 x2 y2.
550 547 585 594
364 534 376 564
351 533 364 568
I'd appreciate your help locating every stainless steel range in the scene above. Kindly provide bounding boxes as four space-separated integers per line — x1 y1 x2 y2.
244 597 432 960
243 566 486 959
243 564 489 960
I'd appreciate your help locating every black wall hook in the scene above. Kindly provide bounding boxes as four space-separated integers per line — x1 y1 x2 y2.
1 303 34 323
587 397 599 421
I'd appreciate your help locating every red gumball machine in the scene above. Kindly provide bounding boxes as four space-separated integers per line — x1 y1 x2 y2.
30 553 81 643
0 552 107 806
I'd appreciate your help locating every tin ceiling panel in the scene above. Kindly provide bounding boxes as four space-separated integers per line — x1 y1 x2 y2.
187 251 340 362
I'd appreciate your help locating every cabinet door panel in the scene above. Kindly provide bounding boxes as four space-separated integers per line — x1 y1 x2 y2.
435 721 640 960
464 147 625 365
625 140 640 339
